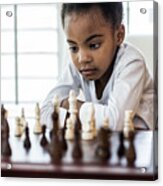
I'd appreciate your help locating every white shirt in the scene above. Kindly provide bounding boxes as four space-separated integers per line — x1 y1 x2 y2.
40 43 157 131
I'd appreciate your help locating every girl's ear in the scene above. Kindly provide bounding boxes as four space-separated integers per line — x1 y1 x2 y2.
116 24 125 45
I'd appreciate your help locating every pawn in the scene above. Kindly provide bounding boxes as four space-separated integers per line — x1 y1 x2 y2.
125 135 136 167
102 116 112 136
123 110 135 139
95 127 110 160
33 103 42 134
14 116 22 137
50 99 60 138
40 125 48 147
20 108 26 134
117 132 125 158
23 123 31 151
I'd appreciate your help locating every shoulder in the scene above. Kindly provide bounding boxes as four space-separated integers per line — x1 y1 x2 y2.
114 43 146 72
117 43 145 63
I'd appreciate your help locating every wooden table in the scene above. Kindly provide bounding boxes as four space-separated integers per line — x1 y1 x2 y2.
1 118 158 180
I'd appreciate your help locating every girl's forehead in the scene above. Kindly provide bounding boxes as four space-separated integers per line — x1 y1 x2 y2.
64 7 113 42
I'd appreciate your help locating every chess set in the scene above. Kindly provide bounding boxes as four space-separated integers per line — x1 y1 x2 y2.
0 0 159 182
1 90 158 180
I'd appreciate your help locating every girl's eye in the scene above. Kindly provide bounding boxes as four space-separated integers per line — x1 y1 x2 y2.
69 46 78 53
89 43 100 50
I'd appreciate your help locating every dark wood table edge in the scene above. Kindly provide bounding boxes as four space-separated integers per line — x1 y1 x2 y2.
1 162 158 181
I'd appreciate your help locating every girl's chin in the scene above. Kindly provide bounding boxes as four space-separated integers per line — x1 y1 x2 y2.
81 72 101 81
83 76 99 81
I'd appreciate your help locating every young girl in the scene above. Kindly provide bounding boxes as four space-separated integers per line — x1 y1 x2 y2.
41 3 155 131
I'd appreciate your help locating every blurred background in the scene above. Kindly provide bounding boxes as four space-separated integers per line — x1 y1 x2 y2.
0 1 154 115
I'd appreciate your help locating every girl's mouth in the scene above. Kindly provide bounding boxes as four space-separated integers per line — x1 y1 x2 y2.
80 68 97 76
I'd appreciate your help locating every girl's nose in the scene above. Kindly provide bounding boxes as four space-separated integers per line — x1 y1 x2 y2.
78 49 92 64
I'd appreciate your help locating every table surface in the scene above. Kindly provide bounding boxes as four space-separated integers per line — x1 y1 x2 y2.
1 117 158 181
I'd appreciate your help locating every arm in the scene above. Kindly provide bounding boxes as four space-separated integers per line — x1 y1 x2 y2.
79 60 147 131
60 98 84 111
40 62 81 129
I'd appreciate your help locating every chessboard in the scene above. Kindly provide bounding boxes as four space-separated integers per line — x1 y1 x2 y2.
1 112 158 181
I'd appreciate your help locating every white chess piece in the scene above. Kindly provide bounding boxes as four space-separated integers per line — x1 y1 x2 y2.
81 121 94 140
15 116 22 137
103 116 109 129
123 110 135 138
68 90 77 114
81 103 96 140
65 118 74 140
68 90 78 125
89 104 96 138
53 95 60 129
20 108 26 134
33 103 42 134
53 95 59 113
4 109 8 119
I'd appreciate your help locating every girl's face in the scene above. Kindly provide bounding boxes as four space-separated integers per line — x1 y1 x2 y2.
64 7 125 81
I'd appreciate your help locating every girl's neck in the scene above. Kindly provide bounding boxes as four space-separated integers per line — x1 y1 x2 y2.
95 46 119 99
